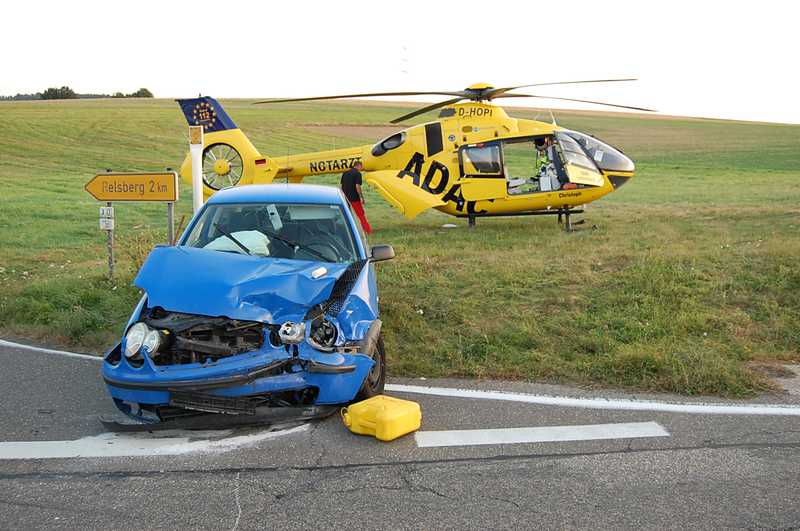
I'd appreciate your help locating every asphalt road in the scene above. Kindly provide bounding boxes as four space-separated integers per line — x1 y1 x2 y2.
1 343 799 530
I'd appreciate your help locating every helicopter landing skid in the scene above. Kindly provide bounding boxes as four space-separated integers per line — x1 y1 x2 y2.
460 208 585 232
558 211 588 232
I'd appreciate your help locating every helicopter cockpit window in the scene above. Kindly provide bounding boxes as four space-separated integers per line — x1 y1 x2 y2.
553 131 605 187
461 144 502 176
562 130 635 172
555 132 598 171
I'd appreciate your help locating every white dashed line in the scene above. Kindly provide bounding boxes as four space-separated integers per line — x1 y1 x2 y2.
415 421 670 448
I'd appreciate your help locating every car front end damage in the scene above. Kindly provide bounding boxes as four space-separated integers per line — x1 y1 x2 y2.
101 245 384 428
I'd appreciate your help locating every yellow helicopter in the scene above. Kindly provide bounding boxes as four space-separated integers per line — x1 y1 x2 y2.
177 80 654 229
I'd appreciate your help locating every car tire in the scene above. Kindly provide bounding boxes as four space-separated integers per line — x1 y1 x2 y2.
355 334 385 400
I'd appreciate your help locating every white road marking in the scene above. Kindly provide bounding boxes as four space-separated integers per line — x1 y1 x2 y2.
0 338 100 362
387 384 800 416
0 424 309 460
415 421 669 448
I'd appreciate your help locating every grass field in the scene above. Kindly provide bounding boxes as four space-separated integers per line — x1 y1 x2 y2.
0 98 798 397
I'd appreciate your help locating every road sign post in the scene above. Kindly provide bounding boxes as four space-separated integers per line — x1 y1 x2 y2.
189 126 204 213
165 167 176 245
167 202 175 244
100 203 115 279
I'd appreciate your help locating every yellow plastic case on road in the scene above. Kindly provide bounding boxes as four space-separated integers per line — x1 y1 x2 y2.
341 395 422 442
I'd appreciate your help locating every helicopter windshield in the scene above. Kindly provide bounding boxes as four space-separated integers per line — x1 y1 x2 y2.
554 132 598 172
562 130 635 173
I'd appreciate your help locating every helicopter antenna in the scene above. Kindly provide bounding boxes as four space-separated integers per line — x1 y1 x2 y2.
548 108 557 126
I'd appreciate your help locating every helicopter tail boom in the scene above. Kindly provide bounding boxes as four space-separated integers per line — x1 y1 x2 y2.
273 146 369 182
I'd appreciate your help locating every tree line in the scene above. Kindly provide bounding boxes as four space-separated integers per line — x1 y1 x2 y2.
0 86 153 101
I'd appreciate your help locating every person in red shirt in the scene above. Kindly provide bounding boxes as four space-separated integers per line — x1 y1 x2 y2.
340 161 372 235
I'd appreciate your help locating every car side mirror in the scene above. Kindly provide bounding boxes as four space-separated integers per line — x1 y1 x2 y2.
370 245 395 262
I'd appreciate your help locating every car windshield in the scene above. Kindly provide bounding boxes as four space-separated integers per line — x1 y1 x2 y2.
183 202 359 263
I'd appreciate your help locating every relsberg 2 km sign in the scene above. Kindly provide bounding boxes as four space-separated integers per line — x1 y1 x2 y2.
84 172 179 202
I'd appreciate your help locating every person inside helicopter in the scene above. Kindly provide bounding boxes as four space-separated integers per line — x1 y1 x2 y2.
535 136 562 191
504 135 565 195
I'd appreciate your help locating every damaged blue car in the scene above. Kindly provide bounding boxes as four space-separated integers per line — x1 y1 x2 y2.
102 184 395 429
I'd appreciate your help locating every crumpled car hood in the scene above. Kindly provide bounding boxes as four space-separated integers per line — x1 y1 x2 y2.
134 246 351 324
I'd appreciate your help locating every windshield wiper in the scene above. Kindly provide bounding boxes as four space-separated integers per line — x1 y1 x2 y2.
258 229 330 262
212 223 252 255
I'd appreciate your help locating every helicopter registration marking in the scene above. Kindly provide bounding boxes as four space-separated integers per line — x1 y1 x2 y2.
458 107 493 118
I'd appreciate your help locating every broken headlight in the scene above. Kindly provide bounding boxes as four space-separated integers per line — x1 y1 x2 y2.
278 321 306 344
308 318 337 351
124 322 148 358
142 328 163 354
124 322 166 358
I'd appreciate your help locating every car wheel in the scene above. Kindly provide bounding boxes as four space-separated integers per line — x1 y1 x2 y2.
356 334 385 400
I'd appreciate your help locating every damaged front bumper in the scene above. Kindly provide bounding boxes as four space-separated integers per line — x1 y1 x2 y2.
102 336 375 426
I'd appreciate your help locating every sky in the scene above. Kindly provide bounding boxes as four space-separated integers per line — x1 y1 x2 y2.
3 0 800 124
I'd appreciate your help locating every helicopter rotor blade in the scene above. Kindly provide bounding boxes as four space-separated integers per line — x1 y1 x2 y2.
254 91 465 104
491 93 656 113
486 78 638 100
389 97 465 124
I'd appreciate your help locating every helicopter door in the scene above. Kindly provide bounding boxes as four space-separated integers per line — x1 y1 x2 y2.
458 143 507 201
502 138 542 195
554 132 604 187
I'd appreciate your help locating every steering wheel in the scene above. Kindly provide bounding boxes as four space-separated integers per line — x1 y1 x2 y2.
297 240 342 262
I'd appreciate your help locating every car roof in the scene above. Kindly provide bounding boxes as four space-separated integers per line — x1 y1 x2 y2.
207 184 348 205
